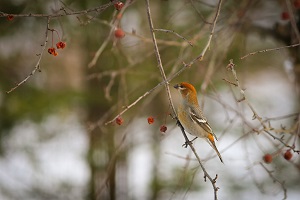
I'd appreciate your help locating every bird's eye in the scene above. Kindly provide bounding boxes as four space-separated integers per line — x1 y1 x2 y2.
174 84 186 90
178 85 186 90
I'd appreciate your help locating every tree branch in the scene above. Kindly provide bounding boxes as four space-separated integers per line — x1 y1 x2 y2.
6 17 51 94
0 1 115 18
144 0 223 199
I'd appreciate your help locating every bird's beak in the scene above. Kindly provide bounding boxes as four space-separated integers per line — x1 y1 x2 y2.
174 84 179 89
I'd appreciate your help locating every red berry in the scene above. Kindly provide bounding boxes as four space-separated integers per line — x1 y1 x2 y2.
114 2 124 11
114 28 125 38
281 12 290 20
7 15 14 21
48 48 55 55
147 117 154 125
294 0 300 9
160 125 167 133
116 116 123 125
47 47 58 56
263 154 273 164
56 41 66 49
283 150 293 160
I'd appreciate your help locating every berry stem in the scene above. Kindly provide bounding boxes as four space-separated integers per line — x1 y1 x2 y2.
53 29 61 41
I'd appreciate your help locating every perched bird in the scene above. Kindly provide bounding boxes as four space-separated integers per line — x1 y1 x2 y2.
174 82 223 163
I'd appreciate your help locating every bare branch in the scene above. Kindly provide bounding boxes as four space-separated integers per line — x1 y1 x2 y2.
144 0 223 199
260 162 287 200
225 59 299 152
154 28 193 47
6 17 51 94
176 119 220 200
88 0 133 68
240 43 300 60
0 1 115 19
144 0 176 115
105 0 223 125
285 0 300 43
188 0 213 25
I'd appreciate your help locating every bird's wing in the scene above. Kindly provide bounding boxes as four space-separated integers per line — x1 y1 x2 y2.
189 107 218 141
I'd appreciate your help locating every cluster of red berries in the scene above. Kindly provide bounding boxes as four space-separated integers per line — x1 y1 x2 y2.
115 116 168 133
263 149 295 164
47 29 66 56
48 42 66 56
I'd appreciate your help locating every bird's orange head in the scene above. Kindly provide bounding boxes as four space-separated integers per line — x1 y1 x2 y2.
174 82 198 104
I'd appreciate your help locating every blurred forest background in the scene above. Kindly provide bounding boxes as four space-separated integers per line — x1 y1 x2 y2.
0 0 299 200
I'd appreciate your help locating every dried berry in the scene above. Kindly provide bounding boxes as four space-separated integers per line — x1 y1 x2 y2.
283 150 293 160
7 15 14 21
160 125 167 133
294 0 300 9
114 1 124 11
48 47 58 56
56 41 66 49
263 154 273 164
281 12 290 20
114 28 125 38
147 117 154 125
48 47 55 55
116 116 123 125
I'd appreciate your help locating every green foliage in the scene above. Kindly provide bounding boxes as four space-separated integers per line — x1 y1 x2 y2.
0 88 83 130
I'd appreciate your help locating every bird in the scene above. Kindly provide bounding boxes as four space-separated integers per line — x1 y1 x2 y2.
174 82 223 163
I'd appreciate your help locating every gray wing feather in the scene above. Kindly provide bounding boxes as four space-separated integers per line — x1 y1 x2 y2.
189 108 218 141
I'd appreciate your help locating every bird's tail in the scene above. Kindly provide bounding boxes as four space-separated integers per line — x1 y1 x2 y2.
207 133 223 163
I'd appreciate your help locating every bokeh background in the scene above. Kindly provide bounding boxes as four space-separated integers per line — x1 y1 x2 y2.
0 0 299 199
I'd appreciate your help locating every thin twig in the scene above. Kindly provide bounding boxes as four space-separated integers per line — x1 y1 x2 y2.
225 59 299 151
88 16 116 68
154 28 193 47
104 72 117 101
260 162 287 200
194 0 222 61
105 0 222 125
105 0 223 125
176 119 220 200
144 0 176 115
145 0 222 199
6 17 51 94
285 0 300 43
4 1 118 93
165 0 223 80
263 130 298 151
222 78 238 86
240 43 300 60
88 0 132 68
188 0 213 25
0 1 115 18
104 81 166 125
